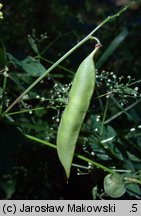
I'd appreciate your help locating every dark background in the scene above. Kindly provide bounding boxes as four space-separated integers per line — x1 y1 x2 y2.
0 0 141 200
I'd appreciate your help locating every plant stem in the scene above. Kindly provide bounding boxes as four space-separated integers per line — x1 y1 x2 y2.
25 134 113 174
3 2 134 115
38 56 74 74
124 177 141 185
26 134 57 149
7 107 45 116
6 105 64 116
104 98 141 125
110 96 136 122
100 99 109 136
76 154 113 174
0 70 8 113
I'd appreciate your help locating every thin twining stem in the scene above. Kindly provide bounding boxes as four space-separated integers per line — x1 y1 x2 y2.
3 2 134 115
104 98 141 125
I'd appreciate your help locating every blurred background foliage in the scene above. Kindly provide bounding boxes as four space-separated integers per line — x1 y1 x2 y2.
0 0 141 199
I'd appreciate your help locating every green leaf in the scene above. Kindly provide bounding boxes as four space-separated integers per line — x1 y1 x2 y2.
0 177 16 199
92 185 98 200
7 53 21 67
96 28 129 68
0 87 3 96
127 151 141 162
21 56 46 76
104 173 126 198
118 86 138 96
27 36 38 54
126 183 141 198
8 54 46 77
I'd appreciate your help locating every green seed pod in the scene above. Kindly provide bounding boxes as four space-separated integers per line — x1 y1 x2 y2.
57 45 100 178
104 173 126 198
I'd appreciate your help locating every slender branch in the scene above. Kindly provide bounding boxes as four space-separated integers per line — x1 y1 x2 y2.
100 99 109 136
7 107 45 116
76 154 113 173
3 2 134 115
109 96 136 122
25 135 141 180
38 57 74 74
26 134 57 149
7 105 64 116
0 69 8 113
25 134 113 174
104 98 141 125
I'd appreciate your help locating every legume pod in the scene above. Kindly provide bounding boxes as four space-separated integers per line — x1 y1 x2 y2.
57 45 100 178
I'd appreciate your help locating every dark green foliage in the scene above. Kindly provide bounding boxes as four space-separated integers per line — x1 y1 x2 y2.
0 0 141 199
